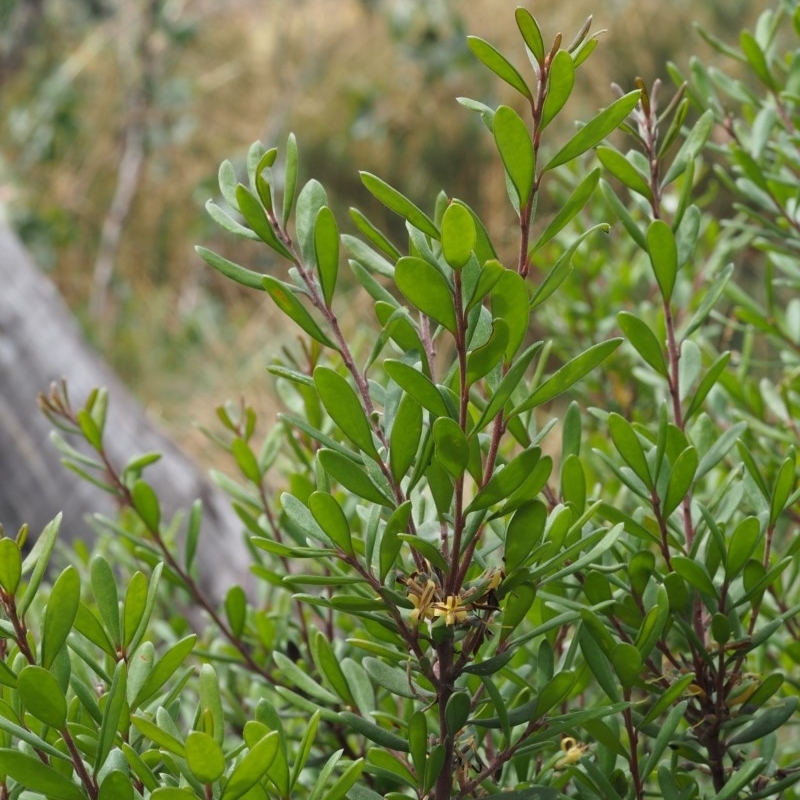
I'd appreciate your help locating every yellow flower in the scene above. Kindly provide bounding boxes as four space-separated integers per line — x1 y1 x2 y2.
408 579 437 626
432 595 469 626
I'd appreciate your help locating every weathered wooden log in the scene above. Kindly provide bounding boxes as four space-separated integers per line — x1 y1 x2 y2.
0 222 252 602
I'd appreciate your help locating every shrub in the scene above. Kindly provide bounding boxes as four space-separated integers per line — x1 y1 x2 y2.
2 4 800 799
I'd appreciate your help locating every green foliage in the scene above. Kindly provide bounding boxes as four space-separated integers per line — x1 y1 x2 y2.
3 4 800 800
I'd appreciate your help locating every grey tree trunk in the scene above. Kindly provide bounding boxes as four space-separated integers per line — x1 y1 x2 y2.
0 223 252 602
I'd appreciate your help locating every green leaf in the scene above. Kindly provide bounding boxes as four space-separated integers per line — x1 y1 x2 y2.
770 455 795 526
467 258 505 310
505 500 547 572
18 513 61 617
379 501 412 582
290 710 321 788
205 200 260 241
530 223 609 310
186 731 226 784
98 771 134 800
726 517 761 580
317 449 393 506
541 50 575 129
221 732 280 800
433 417 469 478
42 566 80 669
315 206 339 306
441 202 476 269
232 437 261 484
282 132 298 228
491 270 530 360
608 413 652 488
150 789 196 799
639 672 696 728
618 312 667 377
597 146 652 200
468 447 541 513
360 172 439 239
467 319 509 384
225 585 247 638
395 256 456 333
661 110 714 186
95 660 127 772
195 246 266 291
493 105 535 206
671 556 716 597
389 393 424 484
262 275 336 348
714 759 767 800
514 339 622 413
515 8 545 65
218 158 239 208
536 671 577 718
0 539 21 595
321 758 364 800
309 492 353 554
445 692 471 733
91 556 121 646
611 642 642 689
384 360 449 418
133 635 197 707
375 302 425 355
314 366 379 460
200 664 225 746
76 407 103 449
131 479 161 531
634 588 670 658
467 36 531 99
476 341 542 431
696 421 747 479
544 91 640 171
313 631 355 706
529 168 600 254
349 207 401 261
684 351 731 422
339 711 410 751
646 219 677 304
640 701 689 779
0 750 85 800
600 180 647 250
122 570 148 649
362 658 421 700
235 184 292 259
739 30 777 91
295 179 328 266
663 446 697 517
408 711 427 787
17 665 67 729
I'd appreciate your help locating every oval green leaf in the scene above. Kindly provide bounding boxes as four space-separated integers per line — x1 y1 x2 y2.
18 665 67 729
314 366 379 460
544 90 640 171
493 105 535 207
186 731 226 784
42 565 81 669
467 36 531 99
315 206 339 306
395 256 457 333
541 50 575 129
441 202 476 270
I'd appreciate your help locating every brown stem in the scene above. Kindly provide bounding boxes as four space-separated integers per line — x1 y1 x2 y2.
63 727 98 800
434 637 456 800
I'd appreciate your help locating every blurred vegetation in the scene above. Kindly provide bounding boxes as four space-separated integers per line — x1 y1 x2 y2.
0 0 761 461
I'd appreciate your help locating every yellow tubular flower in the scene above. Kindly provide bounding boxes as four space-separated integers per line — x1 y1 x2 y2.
432 595 469 626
